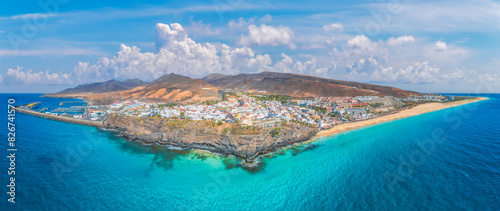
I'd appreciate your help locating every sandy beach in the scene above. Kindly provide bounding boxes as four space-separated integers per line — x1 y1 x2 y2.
315 97 489 138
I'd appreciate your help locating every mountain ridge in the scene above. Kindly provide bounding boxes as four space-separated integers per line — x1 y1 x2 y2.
202 71 418 98
49 71 419 103
54 78 146 94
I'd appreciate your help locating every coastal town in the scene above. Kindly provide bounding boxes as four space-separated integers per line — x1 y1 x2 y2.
23 91 457 130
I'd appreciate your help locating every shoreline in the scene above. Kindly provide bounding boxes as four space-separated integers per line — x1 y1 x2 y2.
314 97 488 139
13 96 488 169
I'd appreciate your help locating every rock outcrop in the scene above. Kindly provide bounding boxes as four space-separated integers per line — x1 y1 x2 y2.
105 114 316 163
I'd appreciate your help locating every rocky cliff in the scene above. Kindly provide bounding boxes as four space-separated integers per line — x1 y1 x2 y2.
105 114 316 163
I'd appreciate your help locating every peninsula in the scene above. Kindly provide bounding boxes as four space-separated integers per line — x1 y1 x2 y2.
16 72 487 167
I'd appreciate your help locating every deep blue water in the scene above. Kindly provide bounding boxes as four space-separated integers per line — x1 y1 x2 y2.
1 93 499 210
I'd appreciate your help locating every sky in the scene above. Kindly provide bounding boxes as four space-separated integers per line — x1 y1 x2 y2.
0 0 499 93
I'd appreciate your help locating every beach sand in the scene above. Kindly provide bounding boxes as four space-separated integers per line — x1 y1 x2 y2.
315 97 489 138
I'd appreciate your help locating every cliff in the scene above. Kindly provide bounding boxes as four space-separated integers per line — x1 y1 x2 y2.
105 114 316 162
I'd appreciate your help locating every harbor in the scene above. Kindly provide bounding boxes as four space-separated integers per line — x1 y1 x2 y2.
13 100 107 127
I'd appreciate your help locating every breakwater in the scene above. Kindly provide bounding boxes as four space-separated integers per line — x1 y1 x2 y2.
13 107 104 127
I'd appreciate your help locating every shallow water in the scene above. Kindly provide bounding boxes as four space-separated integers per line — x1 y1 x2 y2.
1 93 499 210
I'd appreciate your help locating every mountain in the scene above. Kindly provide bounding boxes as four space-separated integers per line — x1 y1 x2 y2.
88 73 220 103
49 72 418 104
203 72 418 97
53 78 146 95
201 73 227 81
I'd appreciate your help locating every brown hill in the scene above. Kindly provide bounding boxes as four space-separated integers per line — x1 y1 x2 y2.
44 78 146 98
88 73 220 104
203 72 418 97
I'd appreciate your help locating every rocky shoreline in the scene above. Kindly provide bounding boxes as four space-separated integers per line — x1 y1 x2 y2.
104 114 317 165
14 103 317 168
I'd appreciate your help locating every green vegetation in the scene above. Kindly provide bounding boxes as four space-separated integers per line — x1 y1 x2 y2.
281 119 287 125
370 103 383 108
290 119 315 128
254 94 292 104
448 96 473 102
270 127 281 137
158 103 180 109
329 112 340 118
313 107 328 114
201 100 220 105
222 127 230 135
225 92 240 98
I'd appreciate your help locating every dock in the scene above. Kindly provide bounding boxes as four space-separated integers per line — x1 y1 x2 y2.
52 106 86 113
13 107 105 127
59 101 86 106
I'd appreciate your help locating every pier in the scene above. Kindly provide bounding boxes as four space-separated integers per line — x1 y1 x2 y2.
13 107 105 127
59 101 86 106
52 106 86 113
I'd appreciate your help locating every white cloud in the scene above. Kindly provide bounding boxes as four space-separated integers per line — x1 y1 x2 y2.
0 48 104 57
3 66 71 85
478 73 500 82
228 15 272 28
347 57 379 74
387 35 415 46
371 61 440 84
435 41 447 51
323 22 343 31
1 23 316 85
314 62 336 77
239 24 295 47
347 35 377 51
261 14 272 23
7 13 57 20
271 54 317 74
440 69 466 80
228 17 249 28
186 19 220 36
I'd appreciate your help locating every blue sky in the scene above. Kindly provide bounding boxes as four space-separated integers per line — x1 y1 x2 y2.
0 0 499 93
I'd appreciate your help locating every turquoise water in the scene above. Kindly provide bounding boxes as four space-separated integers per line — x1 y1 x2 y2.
1 94 499 210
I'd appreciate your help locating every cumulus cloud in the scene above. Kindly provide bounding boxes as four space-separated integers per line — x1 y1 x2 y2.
478 73 500 82
323 22 343 31
435 41 447 50
239 24 295 48
339 57 441 84
3 66 71 84
371 61 440 83
1 23 316 85
73 23 265 82
386 35 415 46
347 57 378 73
347 35 377 51
440 69 466 80
185 19 220 36
270 54 317 74
228 15 272 28
0 22 485 89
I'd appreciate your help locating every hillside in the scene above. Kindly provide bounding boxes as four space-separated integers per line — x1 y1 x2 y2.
48 71 418 104
203 72 418 97
87 73 220 103
45 78 146 97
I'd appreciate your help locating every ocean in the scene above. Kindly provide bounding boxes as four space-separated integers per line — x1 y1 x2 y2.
1 93 499 210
